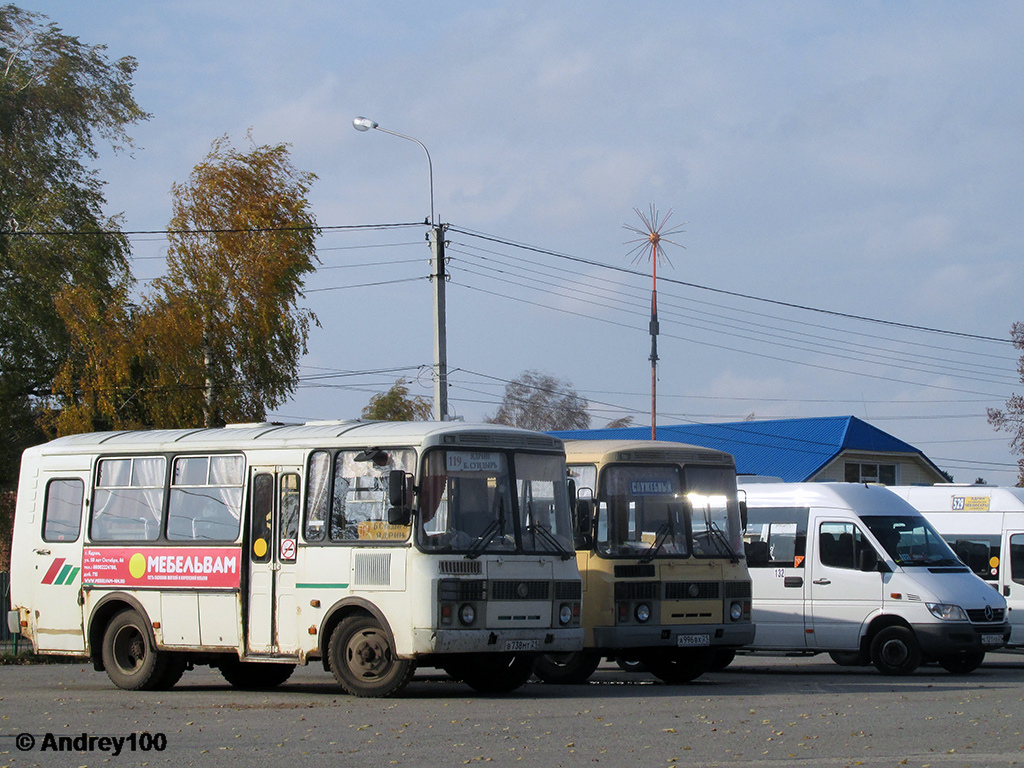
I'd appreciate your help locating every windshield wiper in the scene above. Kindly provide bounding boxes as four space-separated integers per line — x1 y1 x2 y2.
639 523 671 564
527 523 575 560
466 519 501 560
707 521 740 563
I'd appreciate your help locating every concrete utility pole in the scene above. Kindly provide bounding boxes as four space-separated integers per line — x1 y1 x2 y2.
353 117 448 420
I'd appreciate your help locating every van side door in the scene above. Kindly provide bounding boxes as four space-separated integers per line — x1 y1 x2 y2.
1002 531 1024 646
807 520 883 651
744 508 810 649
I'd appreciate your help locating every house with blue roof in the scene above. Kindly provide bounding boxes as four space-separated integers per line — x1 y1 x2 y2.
551 415 948 484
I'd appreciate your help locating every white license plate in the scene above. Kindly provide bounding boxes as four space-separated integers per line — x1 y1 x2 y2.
503 639 539 652
982 634 1003 646
677 633 711 647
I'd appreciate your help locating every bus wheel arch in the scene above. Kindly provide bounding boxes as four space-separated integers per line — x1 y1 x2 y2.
327 613 415 697
100 607 171 690
318 597 393 668
87 594 155 670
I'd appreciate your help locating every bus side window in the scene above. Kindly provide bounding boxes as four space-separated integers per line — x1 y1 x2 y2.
304 451 330 542
91 456 165 542
42 479 85 542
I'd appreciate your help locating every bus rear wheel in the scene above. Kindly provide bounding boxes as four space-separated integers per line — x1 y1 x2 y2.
534 650 601 684
645 648 713 684
328 615 415 697
218 658 295 690
101 609 169 691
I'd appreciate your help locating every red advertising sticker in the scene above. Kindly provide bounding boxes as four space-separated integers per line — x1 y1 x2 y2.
82 547 242 588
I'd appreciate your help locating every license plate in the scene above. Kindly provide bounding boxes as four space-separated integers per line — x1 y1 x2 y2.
677 633 711 647
503 639 539 652
982 634 1003 646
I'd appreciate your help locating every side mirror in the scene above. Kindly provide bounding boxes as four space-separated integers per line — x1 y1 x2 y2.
738 494 748 532
574 498 594 550
387 470 413 526
858 547 879 572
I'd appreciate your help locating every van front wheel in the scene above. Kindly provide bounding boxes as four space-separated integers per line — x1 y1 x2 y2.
870 626 921 676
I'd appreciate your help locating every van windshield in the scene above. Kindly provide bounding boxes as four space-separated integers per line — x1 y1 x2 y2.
861 515 962 567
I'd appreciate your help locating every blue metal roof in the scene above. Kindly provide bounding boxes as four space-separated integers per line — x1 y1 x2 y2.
551 415 935 482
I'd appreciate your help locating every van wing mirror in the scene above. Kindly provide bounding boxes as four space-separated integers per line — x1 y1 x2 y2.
858 546 879 572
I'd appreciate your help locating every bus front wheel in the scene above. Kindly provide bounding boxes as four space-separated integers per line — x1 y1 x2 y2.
456 653 535 694
645 648 713 684
534 650 601 684
328 615 415 697
101 609 169 691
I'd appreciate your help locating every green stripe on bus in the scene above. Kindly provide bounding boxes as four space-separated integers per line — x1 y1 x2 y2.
296 583 349 589
55 564 75 585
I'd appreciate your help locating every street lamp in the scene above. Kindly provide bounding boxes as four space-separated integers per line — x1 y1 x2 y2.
352 116 448 421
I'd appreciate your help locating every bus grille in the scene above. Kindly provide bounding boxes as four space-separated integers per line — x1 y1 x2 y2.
491 580 550 600
724 581 752 598
615 581 659 600
664 581 719 600
554 580 582 600
614 564 656 578
438 579 487 601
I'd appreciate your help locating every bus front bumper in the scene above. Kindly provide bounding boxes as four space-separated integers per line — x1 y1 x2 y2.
593 623 756 650
415 627 584 655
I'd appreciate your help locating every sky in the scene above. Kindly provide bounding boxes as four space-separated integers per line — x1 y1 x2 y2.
25 1 1024 485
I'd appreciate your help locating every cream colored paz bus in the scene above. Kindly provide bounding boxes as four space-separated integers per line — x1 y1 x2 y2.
8 421 583 697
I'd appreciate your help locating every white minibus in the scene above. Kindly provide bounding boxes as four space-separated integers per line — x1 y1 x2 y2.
8 421 583 697
888 485 1024 648
739 481 1008 675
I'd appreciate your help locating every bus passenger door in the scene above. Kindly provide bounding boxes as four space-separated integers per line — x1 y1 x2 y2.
246 467 302 656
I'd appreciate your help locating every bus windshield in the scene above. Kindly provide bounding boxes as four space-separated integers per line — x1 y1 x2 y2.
861 514 962 567
416 450 573 558
686 466 744 559
595 465 689 559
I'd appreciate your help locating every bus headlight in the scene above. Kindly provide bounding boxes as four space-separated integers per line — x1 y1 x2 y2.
558 603 573 626
635 603 651 623
458 603 476 626
730 601 744 622
926 603 968 621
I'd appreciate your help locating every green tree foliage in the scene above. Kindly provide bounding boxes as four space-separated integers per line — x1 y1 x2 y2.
146 135 319 427
362 378 432 421
988 322 1024 486
487 370 590 432
0 4 148 487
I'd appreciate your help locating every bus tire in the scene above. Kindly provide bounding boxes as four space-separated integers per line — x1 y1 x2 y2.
534 650 601 684
870 626 921 676
328 615 415 697
218 658 295 690
458 653 535 694
938 651 985 675
710 648 736 671
101 609 169 691
646 648 713 684
155 655 188 689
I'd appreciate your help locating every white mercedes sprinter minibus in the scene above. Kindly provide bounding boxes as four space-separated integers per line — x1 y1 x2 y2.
888 484 1024 648
739 481 1008 675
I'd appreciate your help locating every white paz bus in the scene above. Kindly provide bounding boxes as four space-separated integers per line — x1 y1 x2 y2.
8 421 583 697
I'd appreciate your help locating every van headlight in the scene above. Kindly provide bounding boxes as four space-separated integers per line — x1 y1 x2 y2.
926 603 968 621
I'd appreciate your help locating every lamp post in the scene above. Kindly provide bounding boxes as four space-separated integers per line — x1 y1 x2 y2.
353 116 448 421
